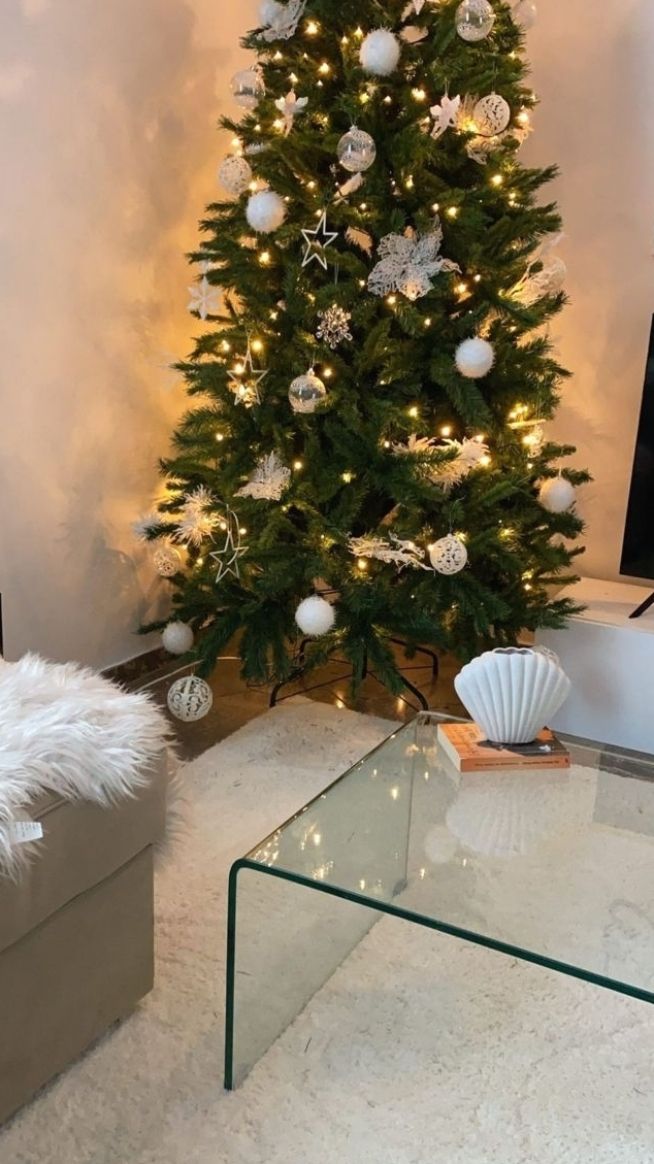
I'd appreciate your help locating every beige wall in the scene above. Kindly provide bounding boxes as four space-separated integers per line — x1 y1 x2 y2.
525 0 654 582
0 0 651 668
0 0 257 666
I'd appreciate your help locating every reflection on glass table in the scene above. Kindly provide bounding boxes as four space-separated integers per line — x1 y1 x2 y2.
225 712 654 1089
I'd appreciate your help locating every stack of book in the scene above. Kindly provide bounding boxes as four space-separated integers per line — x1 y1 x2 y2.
437 722 570 773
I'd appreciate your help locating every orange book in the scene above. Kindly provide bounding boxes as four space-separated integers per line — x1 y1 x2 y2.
437 722 570 773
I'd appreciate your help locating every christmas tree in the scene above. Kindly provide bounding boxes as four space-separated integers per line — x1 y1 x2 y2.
139 0 589 696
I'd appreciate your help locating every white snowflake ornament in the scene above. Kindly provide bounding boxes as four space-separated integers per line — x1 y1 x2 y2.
368 227 460 301
188 276 222 320
316 304 353 350
236 453 291 501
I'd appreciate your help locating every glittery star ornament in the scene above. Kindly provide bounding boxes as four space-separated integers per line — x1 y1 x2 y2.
301 210 339 270
227 343 268 408
210 509 248 583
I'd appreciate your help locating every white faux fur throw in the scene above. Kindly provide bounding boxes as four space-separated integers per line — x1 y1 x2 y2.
0 654 174 878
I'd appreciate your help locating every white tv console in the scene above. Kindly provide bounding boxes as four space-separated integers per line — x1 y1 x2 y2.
536 577 654 755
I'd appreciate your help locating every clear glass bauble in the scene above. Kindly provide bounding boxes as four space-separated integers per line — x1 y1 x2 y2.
337 127 377 174
231 68 265 111
455 0 496 42
288 369 327 414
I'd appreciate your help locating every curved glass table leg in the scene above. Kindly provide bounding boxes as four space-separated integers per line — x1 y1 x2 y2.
225 864 380 1089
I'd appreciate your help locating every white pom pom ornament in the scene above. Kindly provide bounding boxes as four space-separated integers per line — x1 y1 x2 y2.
359 29 401 76
538 476 576 513
455 337 495 379
167 675 213 722
295 595 336 636
246 189 287 233
218 155 252 197
162 621 195 656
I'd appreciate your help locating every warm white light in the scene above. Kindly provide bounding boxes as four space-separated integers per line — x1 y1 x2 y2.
440 424 452 437
293 460 303 470
306 20 319 34
447 206 459 219
408 405 419 418
342 471 354 483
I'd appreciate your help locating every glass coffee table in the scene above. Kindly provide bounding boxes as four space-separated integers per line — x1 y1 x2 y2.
224 712 654 1088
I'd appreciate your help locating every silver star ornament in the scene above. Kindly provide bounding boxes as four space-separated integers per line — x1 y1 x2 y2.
301 210 339 270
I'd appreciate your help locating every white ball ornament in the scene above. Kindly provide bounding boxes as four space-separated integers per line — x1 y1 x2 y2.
153 545 181 578
295 595 336 637
429 535 469 576
167 675 213 723
359 29 401 76
538 476 576 514
513 0 538 29
288 368 327 414
455 337 495 380
246 189 287 234
456 0 496 42
231 68 265 111
473 93 511 138
162 621 195 656
218 155 252 197
337 127 377 174
259 0 284 26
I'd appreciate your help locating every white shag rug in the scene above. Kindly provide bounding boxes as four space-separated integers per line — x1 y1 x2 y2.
2 700 653 1164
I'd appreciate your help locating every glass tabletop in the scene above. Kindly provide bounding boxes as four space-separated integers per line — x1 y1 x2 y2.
244 712 654 1003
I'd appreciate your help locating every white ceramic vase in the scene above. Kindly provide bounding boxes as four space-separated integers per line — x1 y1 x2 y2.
454 647 571 745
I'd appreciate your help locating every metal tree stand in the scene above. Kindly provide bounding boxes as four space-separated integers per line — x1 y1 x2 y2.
269 636 439 712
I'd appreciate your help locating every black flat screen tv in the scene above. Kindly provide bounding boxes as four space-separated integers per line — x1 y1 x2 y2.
620 315 654 583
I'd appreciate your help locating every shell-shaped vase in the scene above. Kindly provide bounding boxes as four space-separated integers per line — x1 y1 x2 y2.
454 647 571 745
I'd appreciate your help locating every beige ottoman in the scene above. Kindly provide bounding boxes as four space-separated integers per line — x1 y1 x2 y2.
0 750 168 1124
